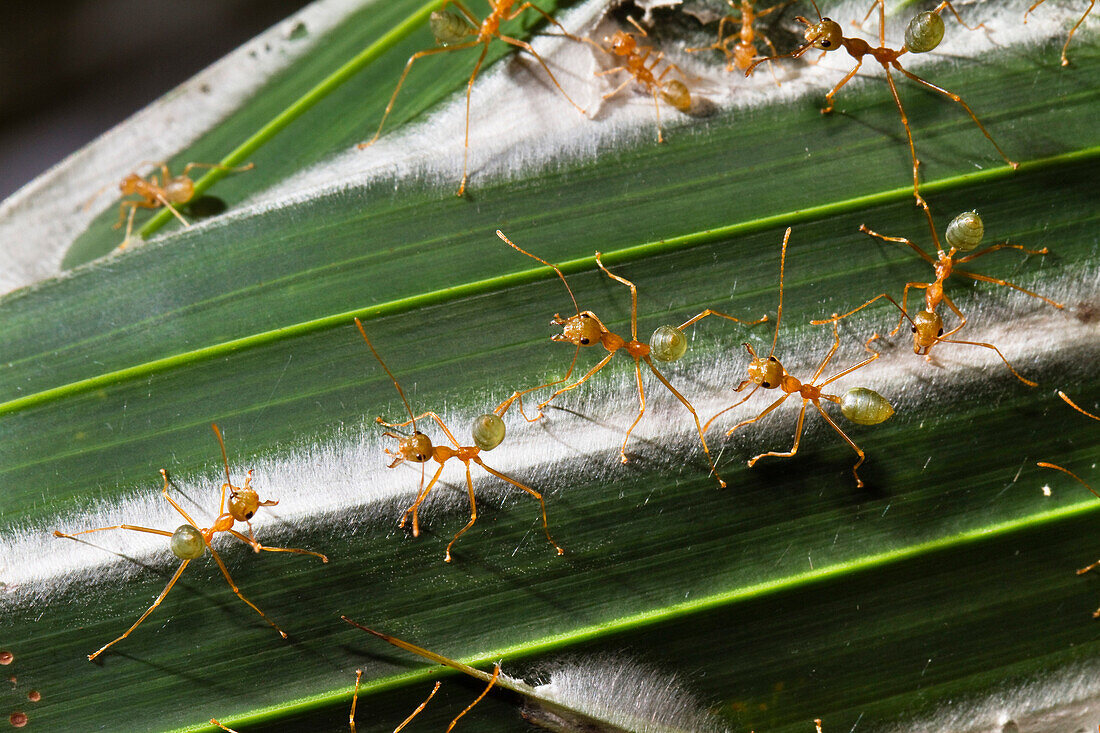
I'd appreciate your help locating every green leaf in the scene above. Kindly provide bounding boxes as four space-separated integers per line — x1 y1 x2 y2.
1 1 1097 731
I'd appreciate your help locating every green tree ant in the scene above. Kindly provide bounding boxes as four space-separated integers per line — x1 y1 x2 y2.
1024 0 1095 66
496 230 766 487
1038 391 1100 616
53 424 327 661
102 161 253 248
811 211 1065 387
686 0 792 79
745 0 1015 214
358 0 587 197
705 228 894 488
355 318 561 562
582 16 692 143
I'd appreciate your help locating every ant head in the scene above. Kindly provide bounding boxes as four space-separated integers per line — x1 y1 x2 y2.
162 177 194 204
747 354 785 390
119 174 143 194
606 31 637 56
911 310 944 354
804 18 843 51
399 431 434 463
553 312 603 347
227 471 278 522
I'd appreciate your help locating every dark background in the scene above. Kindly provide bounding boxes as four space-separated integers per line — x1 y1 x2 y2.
0 0 313 200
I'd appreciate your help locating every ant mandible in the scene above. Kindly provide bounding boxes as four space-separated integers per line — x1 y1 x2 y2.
706 228 894 488
108 161 253 248
811 211 1065 386
53 424 327 661
1024 0 1095 66
584 16 692 143
358 0 587 197
1038 391 1100 615
497 230 767 487
355 318 562 562
746 0 1015 213
686 0 792 78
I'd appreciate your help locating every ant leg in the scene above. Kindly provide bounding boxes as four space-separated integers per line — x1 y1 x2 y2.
952 267 1066 309
1059 391 1100 421
645 357 728 487
821 61 862 114
537 351 616 411
1059 0 1095 66
809 320 843 382
476 458 564 555
725 393 791 437
939 292 967 339
87 560 191 661
892 282 929 335
443 463 478 562
445 663 501 733
505 3 584 43
457 42 492 197
594 252 639 339
882 68 927 210
1024 0 1050 21
651 87 665 143
703 382 758 433
208 545 288 639
444 0 480 24
349 669 363 733
932 1 988 33
378 411 463 446
599 75 633 103
158 470 202 528
393 682 442 732
154 193 191 227
401 462 447 537
118 204 139 249
621 359 648 463
860 223 938 261
180 162 255 176
679 309 769 330
956 241 1051 263
209 720 237 733
809 293 904 326
815 402 868 487
939 337 1037 386
359 42 481 149
894 66 1018 170
496 345 581 422
748 400 808 467
54 525 173 540
225 530 329 563
819 353 879 388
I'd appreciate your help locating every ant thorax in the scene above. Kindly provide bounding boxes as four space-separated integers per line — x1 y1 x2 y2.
555 312 603 346
748 355 785 389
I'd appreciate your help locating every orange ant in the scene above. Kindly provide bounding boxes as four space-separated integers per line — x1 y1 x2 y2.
341 617 501 732
358 0 587 197
53 424 327 661
1025 0 1095 66
212 672 447 733
355 318 561 562
496 230 767 487
1038 391 1100 614
106 161 253 248
705 228 894 488
584 16 692 143
686 0 792 77
746 0 1015 213
811 211 1065 387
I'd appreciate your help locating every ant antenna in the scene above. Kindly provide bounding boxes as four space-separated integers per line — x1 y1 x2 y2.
808 0 823 19
626 15 648 36
1059 391 1100 420
496 230 580 318
211 423 233 489
770 227 792 357
355 318 417 433
1037 462 1100 500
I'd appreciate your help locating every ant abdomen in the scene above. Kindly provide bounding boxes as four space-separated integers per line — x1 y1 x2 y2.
430 10 475 45
840 387 895 425
945 210 984 251
472 414 506 451
170 524 206 559
661 80 692 112
905 11 945 53
649 325 688 362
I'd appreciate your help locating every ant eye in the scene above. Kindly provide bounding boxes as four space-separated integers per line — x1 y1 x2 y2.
580 338 590 344
911 326 917 333
768 356 777 362
820 40 831 47
937 328 944 336
581 313 590 319
822 17 832 21
245 511 254 519
762 381 771 388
